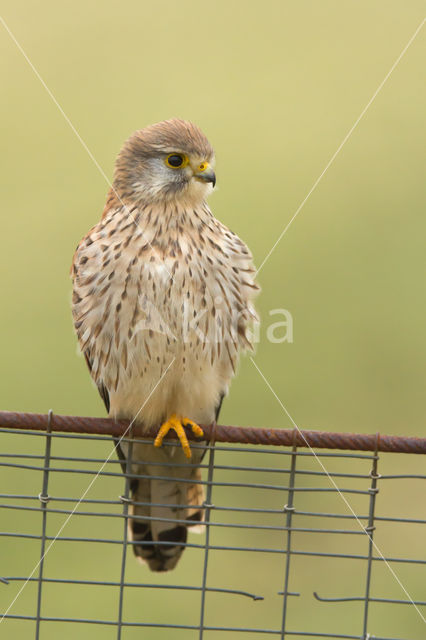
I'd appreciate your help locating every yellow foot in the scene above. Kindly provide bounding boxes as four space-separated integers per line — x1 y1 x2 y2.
154 414 204 458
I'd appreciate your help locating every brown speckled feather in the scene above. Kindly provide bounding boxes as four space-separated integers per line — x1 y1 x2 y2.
71 119 259 571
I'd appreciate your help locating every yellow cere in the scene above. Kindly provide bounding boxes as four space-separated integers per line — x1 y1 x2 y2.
198 162 208 172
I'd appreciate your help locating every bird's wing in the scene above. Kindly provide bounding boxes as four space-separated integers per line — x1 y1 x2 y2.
70 194 125 409
220 223 260 351
83 348 110 413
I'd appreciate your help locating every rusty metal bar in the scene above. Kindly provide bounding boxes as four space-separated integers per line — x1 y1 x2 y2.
1 411 425 453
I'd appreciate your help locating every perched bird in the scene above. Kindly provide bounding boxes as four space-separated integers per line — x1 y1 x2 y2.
71 119 259 571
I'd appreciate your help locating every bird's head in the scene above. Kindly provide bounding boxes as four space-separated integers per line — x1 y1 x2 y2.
113 119 216 206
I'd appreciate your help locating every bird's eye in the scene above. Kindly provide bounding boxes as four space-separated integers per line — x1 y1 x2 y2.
166 153 187 169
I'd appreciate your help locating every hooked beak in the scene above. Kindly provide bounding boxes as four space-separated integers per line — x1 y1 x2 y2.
194 164 216 188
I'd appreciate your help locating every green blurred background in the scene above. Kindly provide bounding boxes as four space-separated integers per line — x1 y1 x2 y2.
1 1 425 638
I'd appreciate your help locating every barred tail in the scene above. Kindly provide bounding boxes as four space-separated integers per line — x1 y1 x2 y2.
128 460 205 572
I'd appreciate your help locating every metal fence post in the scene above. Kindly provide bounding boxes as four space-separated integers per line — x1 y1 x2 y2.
199 426 216 639
280 435 298 639
35 409 53 640
117 431 134 639
362 434 381 640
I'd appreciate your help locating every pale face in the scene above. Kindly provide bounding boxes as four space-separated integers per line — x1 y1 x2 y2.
132 149 216 204
113 120 216 206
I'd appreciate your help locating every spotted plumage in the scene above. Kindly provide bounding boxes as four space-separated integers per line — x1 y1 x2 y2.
71 119 259 571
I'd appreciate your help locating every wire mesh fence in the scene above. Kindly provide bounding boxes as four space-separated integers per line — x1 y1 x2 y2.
0 410 425 639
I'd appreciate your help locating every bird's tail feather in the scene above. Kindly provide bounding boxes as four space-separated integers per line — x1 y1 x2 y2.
127 444 205 572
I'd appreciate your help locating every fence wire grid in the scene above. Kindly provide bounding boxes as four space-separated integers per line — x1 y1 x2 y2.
0 410 425 640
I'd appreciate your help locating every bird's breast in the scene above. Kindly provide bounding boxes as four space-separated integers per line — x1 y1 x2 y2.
72 204 258 423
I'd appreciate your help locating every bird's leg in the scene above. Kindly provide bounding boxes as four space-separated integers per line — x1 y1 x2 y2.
154 414 204 458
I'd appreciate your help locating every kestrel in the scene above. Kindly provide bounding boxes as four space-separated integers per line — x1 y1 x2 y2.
71 119 259 571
